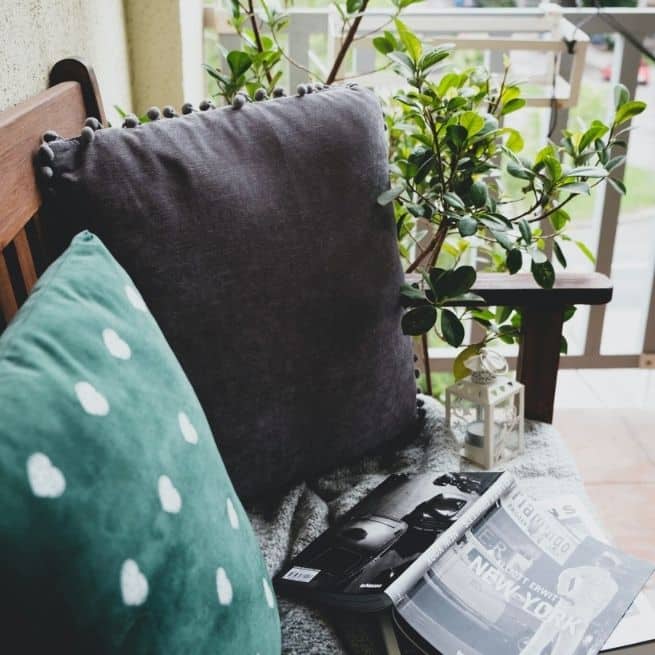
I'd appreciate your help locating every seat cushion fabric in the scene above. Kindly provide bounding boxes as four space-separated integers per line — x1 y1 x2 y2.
247 394 596 654
45 85 418 499
0 232 280 654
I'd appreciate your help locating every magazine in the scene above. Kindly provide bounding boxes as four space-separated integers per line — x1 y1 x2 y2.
538 495 655 653
275 472 509 611
274 472 654 655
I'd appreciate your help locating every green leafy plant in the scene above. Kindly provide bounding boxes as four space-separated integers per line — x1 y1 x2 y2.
203 0 423 103
375 20 645 370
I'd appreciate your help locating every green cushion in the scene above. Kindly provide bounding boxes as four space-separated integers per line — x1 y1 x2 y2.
0 231 281 654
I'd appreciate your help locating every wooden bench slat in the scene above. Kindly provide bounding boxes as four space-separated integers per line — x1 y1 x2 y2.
14 228 37 293
0 251 18 323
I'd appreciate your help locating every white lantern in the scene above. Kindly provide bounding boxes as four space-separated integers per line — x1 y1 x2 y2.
445 349 524 469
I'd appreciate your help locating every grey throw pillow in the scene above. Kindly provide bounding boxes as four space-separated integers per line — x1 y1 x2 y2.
43 85 417 499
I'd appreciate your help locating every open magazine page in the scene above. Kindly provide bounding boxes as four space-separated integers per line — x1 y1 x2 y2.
538 495 655 652
275 472 506 610
394 487 654 655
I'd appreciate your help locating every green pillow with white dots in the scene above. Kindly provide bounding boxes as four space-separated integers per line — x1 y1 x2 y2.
0 231 281 654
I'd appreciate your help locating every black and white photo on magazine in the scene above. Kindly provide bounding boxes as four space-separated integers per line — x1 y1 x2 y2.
394 488 654 655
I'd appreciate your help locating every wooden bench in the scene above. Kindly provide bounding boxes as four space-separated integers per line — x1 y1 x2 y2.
0 57 612 425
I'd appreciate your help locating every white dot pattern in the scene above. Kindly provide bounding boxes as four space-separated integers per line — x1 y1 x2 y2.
227 498 240 529
216 567 233 605
120 559 149 606
25 271 276 639
103 328 131 360
125 285 148 312
27 453 66 498
178 411 199 444
75 381 110 416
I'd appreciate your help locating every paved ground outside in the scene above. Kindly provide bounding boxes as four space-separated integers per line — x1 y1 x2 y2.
554 368 655 608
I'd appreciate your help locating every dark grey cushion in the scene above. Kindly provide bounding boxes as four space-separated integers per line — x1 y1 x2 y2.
45 85 417 499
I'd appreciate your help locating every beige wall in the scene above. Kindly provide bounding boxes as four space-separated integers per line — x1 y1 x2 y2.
0 1 132 119
0 0 206 121
124 0 204 114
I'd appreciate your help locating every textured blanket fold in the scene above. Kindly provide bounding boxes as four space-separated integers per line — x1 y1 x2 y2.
246 395 594 655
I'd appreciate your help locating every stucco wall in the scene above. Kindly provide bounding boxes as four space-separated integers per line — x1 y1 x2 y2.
0 1 132 120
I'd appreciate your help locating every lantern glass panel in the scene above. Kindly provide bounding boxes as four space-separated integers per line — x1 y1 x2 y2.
492 395 522 464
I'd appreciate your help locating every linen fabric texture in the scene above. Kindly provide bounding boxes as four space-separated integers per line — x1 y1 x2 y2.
46 85 417 499
0 232 281 654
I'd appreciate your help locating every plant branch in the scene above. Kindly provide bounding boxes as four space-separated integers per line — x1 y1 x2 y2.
269 24 316 78
326 0 371 84
247 0 273 84
406 234 438 273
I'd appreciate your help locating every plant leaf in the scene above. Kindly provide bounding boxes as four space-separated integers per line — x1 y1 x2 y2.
549 208 570 231
504 128 524 153
458 216 478 237
558 182 590 195
453 343 483 380
606 155 626 172
506 248 522 274
495 305 513 324
401 305 437 335
377 186 404 205
227 51 252 78
419 46 452 72
459 111 485 137
373 36 394 55
446 125 467 150
531 259 555 289
518 219 532 245
507 160 533 180
394 19 422 62
578 121 609 153
614 83 629 109
500 98 526 116
566 166 608 178
443 191 465 209
470 180 488 208
436 266 477 298
608 177 627 195
614 100 646 126
553 240 567 268
387 51 415 76
441 309 465 347
575 240 596 264
400 283 427 307
493 230 513 251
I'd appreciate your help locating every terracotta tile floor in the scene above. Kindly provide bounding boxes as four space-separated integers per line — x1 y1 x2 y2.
553 370 655 606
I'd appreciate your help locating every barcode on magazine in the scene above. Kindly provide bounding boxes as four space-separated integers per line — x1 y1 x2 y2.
282 567 320 583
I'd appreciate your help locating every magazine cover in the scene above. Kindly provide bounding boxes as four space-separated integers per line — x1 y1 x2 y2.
538 495 655 653
274 472 503 610
394 487 654 655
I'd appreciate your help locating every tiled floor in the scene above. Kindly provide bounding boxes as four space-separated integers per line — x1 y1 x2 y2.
553 369 655 605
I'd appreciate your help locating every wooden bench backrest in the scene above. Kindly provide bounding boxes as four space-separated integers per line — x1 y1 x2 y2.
0 58 105 326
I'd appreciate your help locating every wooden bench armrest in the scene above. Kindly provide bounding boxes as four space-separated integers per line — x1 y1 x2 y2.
406 271 612 306
406 271 613 423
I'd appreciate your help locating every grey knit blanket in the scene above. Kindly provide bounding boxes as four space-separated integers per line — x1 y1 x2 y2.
246 395 593 654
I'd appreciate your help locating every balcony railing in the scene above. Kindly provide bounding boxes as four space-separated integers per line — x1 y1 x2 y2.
204 6 655 371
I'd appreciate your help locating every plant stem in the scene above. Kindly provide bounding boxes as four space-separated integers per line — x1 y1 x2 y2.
428 220 449 269
405 219 450 274
406 234 438 273
326 0 371 84
248 0 273 84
